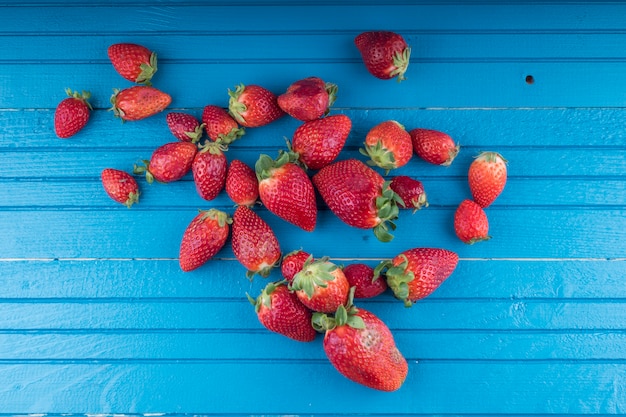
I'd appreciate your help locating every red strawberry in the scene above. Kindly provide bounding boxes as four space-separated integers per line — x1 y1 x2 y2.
360 120 413 172
101 168 140 208
228 83 284 127
410 128 460 166
468 151 508 208
289 258 350 313
342 263 387 299
255 151 317 232
454 199 491 244
312 159 402 242
134 141 197 183
107 43 157 85
224 159 259 207
110 86 171 122
202 105 245 144
354 31 411 82
231 205 281 279
290 114 352 170
166 112 204 143
179 209 231 272
280 249 312 283
247 280 316 342
389 175 428 212
54 89 92 138
192 140 228 201
376 247 459 307
277 76 338 121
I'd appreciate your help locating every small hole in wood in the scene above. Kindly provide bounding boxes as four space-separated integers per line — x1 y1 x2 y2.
525 75 535 84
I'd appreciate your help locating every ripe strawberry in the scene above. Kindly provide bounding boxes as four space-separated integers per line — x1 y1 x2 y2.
389 175 428 212
342 263 387 299
247 280 316 342
231 205 281 279
281 249 312 283
410 128 460 166
134 141 197 183
255 151 317 232
360 120 413 172
354 31 411 82
179 209 231 272
312 159 403 242
228 83 284 128
109 86 171 122
202 105 245 144
107 42 157 85
225 159 259 207
277 76 338 121
290 114 352 170
54 89 92 138
454 199 491 244
376 247 459 307
468 151 508 208
101 168 140 208
192 140 228 201
289 258 350 313
166 112 204 143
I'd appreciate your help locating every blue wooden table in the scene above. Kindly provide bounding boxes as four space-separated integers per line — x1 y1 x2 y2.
1 1 625 415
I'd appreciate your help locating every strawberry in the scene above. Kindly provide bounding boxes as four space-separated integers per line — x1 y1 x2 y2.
202 105 245 144
228 83 284 128
231 205 281 279
54 89 92 138
166 112 204 143
312 159 402 242
410 128 460 166
247 280 316 342
134 141 197 183
290 114 352 170
110 86 171 122
192 140 228 201
376 247 459 307
468 151 508 208
101 168 140 208
354 31 411 82
280 249 312 283
289 258 350 313
107 42 157 85
225 159 259 207
389 175 428 212
312 288 408 391
277 76 338 121
255 151 317 232
342 263 387 299
360 120 413 172
454 199 491 244
179 209 231 272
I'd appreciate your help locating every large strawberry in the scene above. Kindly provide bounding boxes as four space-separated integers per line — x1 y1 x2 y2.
342 263 387 299
110 86 171 122
225 159 259 207
280 249 312 283
360 120 413 173
468 151 508 208
166 112 204 143
354 31 411 82
54 89 92 138
277 76 338 121
255 151 317 232
454 199 491 244
192 140 228 201
134 141 197 183
290 114 352 170
312 159 402 242
289 257 350 313
179 209 231 272
107 42 157 85
202 104 245 143
410 128 460 166
389 175 428 212
228 83 284 127
101 168 140 208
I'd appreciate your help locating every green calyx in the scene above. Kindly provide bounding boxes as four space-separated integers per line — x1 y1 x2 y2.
198 138 227 155
254 150 299 182
227 83 248 125
65 88 93 110
109 88 126 122
324 82 339 115
311 286 365 332
199 208 232 228
135 51 158 86
390 46 411 83
133 159 154 184
216 126 246 146
372 180 403 243
476 151 508 164
247 279 287 313
185 123 206 144
289 257 336 300
410 191 429 213
375 255 415 307
124 191 140 208
360 140 398 173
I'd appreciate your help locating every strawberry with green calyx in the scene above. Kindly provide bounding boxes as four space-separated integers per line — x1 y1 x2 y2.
281 249 312 283
192 139 229 201
202 104 246 144
101 168 140 208
360 120 413 173
133 141 197 184
107 43 157 85
228 83 284 128
225 159 259 207
54 89 93 138
454 199 491 244
110 86 171 122
468 151 508 208
389 175 428 213
410 128 460 166
342 263 387 299
289 257 350 313
289 114 352 170
166 112 204 143
179 209 232 272
277 76 338 121
354 31 411 82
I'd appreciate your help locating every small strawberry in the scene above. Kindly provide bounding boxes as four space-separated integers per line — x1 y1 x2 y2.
289 257 350 313
277 76 338 121
360 120 413 173
468 151 508 208
166 112 204 143
202 105 245 144
192 140 228 201
389 175 428 212
342 263 387 299
179 209 231 272
110 86 171 122
54 89 92 139
410 128 460 166
280 249 312 283
290 114 352 170
134 141 197 183
454 199 491 244
354 31 411 82
231 205 281 279
107 42 157 85
247 280 316 342
224 159 259 207
228 83 284 128
101 168 140 208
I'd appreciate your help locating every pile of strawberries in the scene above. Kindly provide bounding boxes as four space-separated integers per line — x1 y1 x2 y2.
53 31 507 392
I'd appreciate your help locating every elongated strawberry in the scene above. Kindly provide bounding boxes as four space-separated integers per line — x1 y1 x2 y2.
101 168 140 208
454 199 491 244
110 86 171 122
360 120 413 172
354 31 411 82
290 114 352 170
231 205 281 279
290 258 350 313
54 89 92 138
166 112 204 143
410 128 460 166
468 151 508 208
134 141 197 183
277 76 338 121
281 249 312 283
247 280 316 342
202 104 245 144
255 151 317 232
107 42 157 85
228 83 284 127
389 175 428 212
179 209 231 272
375 247 459 307
342 263 387 299
192 140 228 201
225 159 259 207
